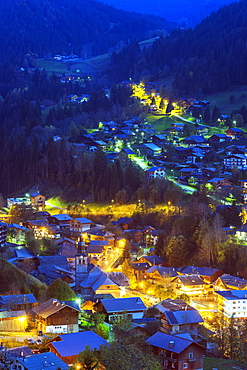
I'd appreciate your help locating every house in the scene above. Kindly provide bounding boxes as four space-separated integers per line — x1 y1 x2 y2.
152 134 167 146
0 221 7 248
49 331 107 365
36 255 74 284
209 134 229 143
7 223 28 244
55 237 77 265
175 275 207 297
136 255 166 267
223 154 247 170
32 298 80 334
24 220 60 239
145 166 166 179
140 143 162 158
10 351 68 370
207 178 232 189
29 192 46 211
236 223 247 241
112 217 137 230
48 214 72 229
214 274 247 291
182 135 208 147
146 331 205 370
159 309 203 338
93 297 146 323
123 229 144 244
0 294 37 311
0 310 28 332
69 217 92 233
145 266 177 287
225 127 244 139
216 290 247 320
178 266 223 284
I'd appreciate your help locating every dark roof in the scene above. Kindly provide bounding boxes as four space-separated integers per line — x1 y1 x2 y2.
50 331 107 357
146 331 195 353
98 297 146 313
0 294 37 306
164 310 203 325
218 274 247 288
142 255 164 265
179 266 219 277
33 298 80 318
86 245 104 254
215 290 247 300
177 275 206 286
15 351 68 370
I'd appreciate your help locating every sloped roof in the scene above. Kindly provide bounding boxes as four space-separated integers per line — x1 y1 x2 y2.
50 331 107 357
218 274 247 288
146 266 177 278
33 298 80 318
99 297 146 313
142 255 164 265
50 214 72 221
0 310 26 319
179 266 219 277
72 217 92 224
0 294 37 306
177 274 206 286
86 245 104 254
146 331 194 353
16 351 68 370
215 290 247 300
164 310 203 325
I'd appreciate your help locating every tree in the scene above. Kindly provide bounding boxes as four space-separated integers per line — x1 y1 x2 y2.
166 235 188 267
98 342 163 370
47 278 75 301
75 345 100 370
94 323 109 340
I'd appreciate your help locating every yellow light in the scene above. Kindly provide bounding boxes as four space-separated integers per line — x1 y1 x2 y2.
18 316 26 322
76 365 81 370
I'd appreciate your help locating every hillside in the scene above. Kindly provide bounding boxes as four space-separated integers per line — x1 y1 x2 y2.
101 0 236 27
0 0 170 62
0 258 47 299
109 0 247 94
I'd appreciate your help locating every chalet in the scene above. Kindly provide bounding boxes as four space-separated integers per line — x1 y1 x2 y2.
32 298 80 334
140 143 162 158
10 351 68 370
0 310 28 332
145 229 163 246
223 154 247 170
175 275 207 297
178 266 223 284
119 148 136 160
37 255 73 284
153 134 167 146
7 223 27 244
69 217 92 233
83 227 115 245
29 192 45 211
145 266 177 287
159 309 203 338
0 221 7 248
207 178 232 189
0 294 37 311
93 297 146 323
48 214 72 229
137 255 166 267
86 245 104 260
49 331 107 365
209 134 229 143
182 135 208 147
145 166 166 179
146 331 205 370
112 217 137 230
214 274 247 291
225 127 244 139
123 229 144 244
55 237 77 265
25 220 60 239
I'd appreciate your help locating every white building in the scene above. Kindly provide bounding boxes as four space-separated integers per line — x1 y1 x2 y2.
216 290 247 319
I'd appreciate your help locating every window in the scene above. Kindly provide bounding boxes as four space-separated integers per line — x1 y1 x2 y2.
189 352 193 360
183 363 188 369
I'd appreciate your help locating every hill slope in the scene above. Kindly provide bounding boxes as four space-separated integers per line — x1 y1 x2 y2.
109 0 247 94
101 0 236 27
0 0 170 61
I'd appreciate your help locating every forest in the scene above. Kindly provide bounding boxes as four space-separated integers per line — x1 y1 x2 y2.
0 0 170 62
108 0 247 94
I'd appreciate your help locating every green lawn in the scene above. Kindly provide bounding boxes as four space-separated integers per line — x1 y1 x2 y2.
204 357 247 370
146 114 175 132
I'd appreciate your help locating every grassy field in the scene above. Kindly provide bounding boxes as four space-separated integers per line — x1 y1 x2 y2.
203 85 247 115
204 357 247 370
146 114 175 132
37 53 111 75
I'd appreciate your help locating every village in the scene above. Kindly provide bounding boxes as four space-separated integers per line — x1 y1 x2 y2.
1 81 247 369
